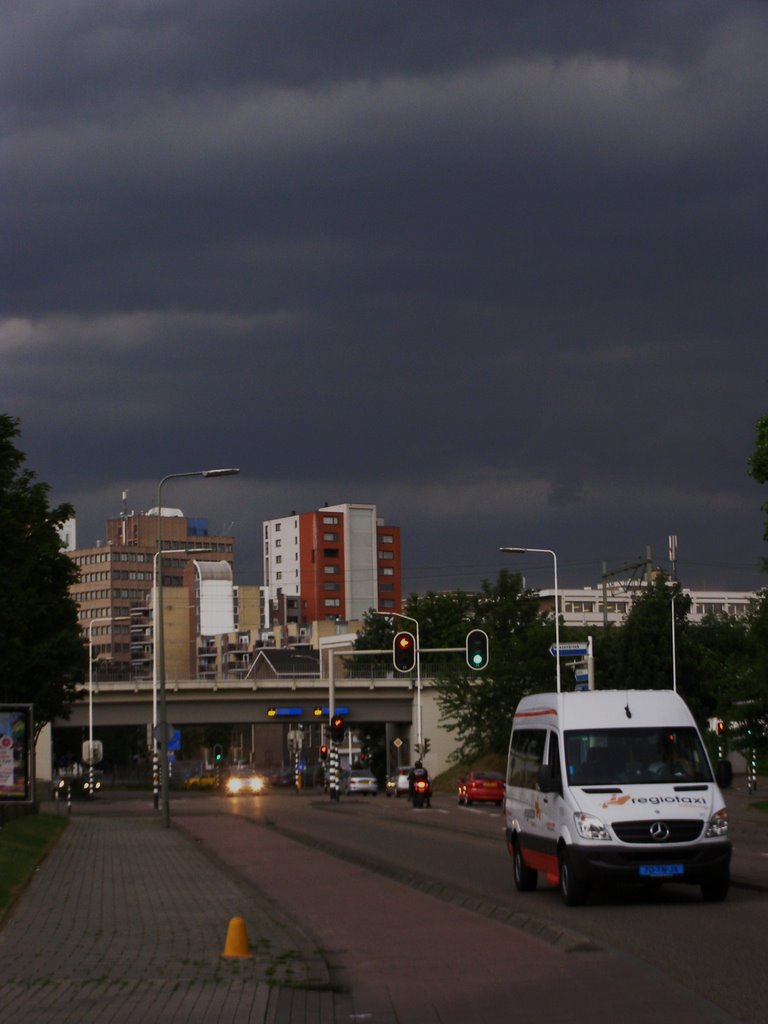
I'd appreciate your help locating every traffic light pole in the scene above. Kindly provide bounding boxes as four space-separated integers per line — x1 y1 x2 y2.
374 610 423 754
328 649 339 800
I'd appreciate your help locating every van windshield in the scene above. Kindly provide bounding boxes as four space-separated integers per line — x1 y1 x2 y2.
564 727 713 786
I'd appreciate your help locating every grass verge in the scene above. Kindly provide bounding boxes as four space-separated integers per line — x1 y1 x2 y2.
0 814 68 917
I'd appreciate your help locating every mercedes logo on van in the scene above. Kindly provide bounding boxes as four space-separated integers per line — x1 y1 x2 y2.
650 822 670 842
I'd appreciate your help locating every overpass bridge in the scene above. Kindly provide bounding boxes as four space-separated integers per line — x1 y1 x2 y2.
60 675 423 727
53 672 455 774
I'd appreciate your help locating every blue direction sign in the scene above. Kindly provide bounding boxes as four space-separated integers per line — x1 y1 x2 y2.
549 642 589 658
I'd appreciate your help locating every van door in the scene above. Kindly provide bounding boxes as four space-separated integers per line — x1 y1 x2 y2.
537 731 563 883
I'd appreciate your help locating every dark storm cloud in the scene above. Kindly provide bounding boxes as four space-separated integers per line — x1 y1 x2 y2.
3 1 767 592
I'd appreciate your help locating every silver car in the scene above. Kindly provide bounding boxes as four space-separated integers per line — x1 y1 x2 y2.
343 769 378 796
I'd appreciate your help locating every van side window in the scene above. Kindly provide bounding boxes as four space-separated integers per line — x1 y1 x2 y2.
508 728 546 789
547 733 561 785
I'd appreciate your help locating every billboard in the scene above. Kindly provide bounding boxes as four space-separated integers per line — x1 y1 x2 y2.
0 705 34 802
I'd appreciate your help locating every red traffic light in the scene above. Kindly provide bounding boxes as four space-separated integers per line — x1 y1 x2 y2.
319 744 329 760
393 631 416 672
330 715 346 742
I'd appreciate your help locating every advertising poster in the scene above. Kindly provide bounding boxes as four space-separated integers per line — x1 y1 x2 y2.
0 705 32 801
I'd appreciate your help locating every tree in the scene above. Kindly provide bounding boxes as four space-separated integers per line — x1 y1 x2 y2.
0 415 87 736
748 413 768 571
605 575 706 713
727 590 768 761
435 570 554 761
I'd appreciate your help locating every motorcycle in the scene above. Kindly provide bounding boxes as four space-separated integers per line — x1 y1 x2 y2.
412 777 431 808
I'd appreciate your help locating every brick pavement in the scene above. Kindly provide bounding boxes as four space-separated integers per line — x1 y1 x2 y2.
0 815 333 1024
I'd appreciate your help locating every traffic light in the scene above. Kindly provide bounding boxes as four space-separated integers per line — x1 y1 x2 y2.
422 738 431 755
466 629 489 671
393 631 416 672
319 744 329 760
717 720 726 736
213 744 223 763
330 715 346 742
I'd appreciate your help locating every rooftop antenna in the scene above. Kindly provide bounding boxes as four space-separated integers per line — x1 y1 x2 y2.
121 490 128 544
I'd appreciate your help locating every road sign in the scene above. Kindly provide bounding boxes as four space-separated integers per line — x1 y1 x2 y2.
153 723 176 743
82 740 103 765
549 642 589 658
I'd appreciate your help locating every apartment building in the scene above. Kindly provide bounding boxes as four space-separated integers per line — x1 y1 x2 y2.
262 502 402 631
69 508 237 680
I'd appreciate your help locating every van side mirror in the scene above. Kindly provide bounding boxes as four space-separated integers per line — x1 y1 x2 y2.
538 764 561 795
715 759 733 790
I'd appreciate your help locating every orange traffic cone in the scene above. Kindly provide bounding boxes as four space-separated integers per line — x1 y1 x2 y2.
221 916 252 958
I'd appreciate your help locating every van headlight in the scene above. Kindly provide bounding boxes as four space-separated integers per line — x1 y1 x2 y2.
705 808 728 838
574 812 610 841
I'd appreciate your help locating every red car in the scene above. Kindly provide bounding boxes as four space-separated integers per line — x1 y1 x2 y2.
457 770 505 806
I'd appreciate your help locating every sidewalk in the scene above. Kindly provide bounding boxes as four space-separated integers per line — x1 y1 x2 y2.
0 781 763 1024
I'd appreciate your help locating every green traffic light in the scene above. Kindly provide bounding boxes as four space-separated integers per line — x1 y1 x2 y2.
466 629 489 671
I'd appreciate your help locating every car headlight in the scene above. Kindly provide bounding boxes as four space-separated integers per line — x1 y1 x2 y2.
705 808 728 837
573 812 610 841
227 779 242 794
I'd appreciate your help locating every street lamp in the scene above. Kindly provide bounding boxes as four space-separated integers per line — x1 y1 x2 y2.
88 616 128 797
151 546 212 809
157 468 239 827
500 546 562 693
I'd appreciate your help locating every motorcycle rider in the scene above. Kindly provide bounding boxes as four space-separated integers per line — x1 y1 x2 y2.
408 760 431 807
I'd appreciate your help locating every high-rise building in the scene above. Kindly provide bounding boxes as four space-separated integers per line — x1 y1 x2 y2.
69 508 237 680
262 502 402 629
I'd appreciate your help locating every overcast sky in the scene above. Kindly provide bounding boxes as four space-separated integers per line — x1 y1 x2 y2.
3 1 767 596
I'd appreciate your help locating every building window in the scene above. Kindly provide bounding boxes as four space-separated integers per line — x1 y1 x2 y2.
323 565 339 574
323 515 339 524
323 532 338 541
379 534 394 544
324 582 340 591
323 548 339 558
378 550 394 560
379 567 394 576
379 599 395 609
324 598 341 608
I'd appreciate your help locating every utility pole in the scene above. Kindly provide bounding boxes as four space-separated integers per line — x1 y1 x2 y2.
600 547 654 626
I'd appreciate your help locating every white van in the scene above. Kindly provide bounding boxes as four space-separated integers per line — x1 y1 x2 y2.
505 689 731 905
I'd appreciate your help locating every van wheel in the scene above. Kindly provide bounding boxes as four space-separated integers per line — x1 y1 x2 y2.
559 848 588 907
512 839 538 892
701 870 729 902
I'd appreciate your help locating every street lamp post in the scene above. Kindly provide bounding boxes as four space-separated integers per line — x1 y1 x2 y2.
500 546 562 693
156 468 239 827
151 546 212 809
88 616 128 797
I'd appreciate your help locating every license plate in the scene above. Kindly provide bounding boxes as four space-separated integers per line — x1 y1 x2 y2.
639 864 684 878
